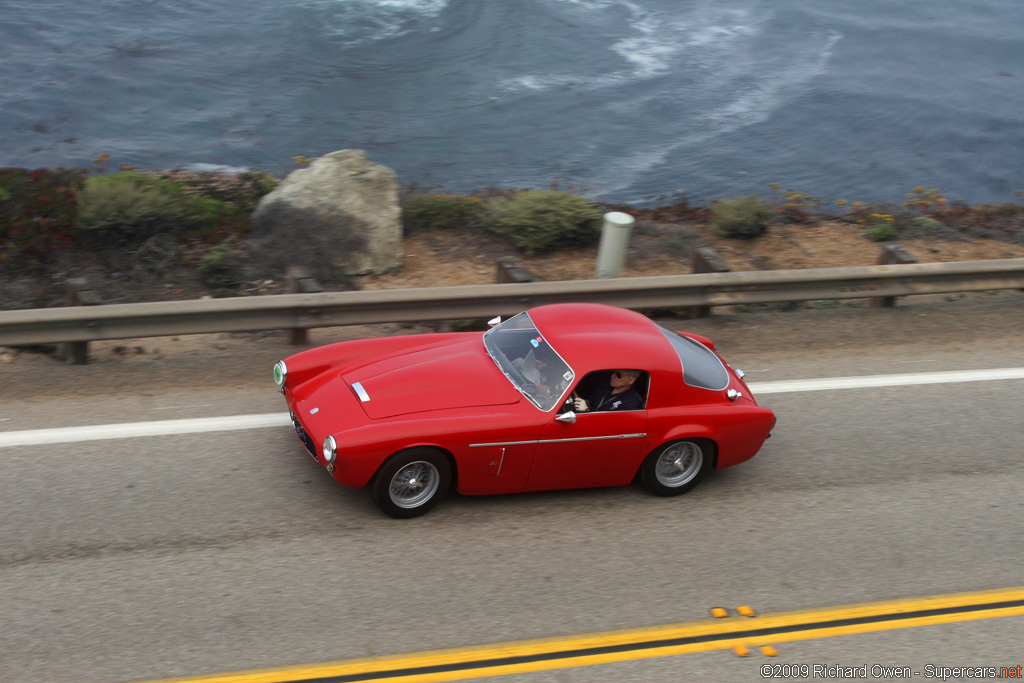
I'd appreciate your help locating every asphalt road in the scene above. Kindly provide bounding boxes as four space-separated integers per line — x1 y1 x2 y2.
2 293 1023 683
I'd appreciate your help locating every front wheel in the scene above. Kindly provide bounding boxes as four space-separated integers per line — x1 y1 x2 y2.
371 448 452 519
640 440 712 496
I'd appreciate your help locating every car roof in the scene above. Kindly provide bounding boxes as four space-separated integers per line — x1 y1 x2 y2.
527 303 680 374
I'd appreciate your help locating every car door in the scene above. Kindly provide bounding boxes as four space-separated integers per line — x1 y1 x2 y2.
526 408 649 491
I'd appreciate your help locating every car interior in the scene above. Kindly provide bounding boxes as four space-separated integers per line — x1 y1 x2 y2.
567 370 650 411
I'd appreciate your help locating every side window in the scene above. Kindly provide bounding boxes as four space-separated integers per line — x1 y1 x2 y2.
572 370 649 411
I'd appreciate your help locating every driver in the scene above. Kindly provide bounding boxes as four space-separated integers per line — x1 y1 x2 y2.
512 352 552 396
573 370 643 412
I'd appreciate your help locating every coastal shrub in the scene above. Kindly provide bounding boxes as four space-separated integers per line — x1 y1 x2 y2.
922 202 1024 238
486 190 601 255
197 242 244 292
151 169 278 236
865 223 896 241
768 184 826 223
710 195 772 239
903 187 948 211
153 169 277 207
403 194 487 232
0 168 86 270
76 172 224 245
863 213 897 241
913 216 945 230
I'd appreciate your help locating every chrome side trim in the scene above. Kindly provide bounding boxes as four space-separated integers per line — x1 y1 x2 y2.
351 382 370 402
470 433 647 448
540 433 647 445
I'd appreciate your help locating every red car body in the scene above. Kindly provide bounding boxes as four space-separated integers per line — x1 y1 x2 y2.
274 303 775 517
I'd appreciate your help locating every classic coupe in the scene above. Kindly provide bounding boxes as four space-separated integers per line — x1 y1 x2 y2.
274 303 775 518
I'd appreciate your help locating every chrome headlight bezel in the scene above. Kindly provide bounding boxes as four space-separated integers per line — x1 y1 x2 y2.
322 435 337 464
273 360 288 388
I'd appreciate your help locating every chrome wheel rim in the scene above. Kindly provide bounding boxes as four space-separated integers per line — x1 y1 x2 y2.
654 442 703 488
389 460 441 509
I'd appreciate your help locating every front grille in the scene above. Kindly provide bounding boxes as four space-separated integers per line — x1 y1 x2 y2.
290 411 318 460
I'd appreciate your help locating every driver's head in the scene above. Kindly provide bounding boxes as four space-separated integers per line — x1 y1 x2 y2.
611 369 640 388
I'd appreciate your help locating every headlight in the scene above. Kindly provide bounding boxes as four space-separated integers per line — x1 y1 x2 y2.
273 360 288 387
322 435 337 464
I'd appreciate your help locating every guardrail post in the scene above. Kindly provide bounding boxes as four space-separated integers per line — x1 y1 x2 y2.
687 247 731 318
286 266 324 345
595 212 635 279
64 277 101 364
495 257 535 284
872 245 917 308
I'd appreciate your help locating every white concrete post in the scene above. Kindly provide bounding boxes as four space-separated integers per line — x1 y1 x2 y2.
595 211 635 279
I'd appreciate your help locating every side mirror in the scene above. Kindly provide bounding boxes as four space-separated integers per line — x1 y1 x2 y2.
556 411 577 424
487 316 502 328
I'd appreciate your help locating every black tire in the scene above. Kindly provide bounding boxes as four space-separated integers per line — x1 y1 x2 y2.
370 448 452 519
640 440 712 497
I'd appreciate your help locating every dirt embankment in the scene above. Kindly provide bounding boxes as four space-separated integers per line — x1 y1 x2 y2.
355 220 1024 291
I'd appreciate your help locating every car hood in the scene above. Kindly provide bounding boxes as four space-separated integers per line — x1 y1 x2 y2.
342 338 522 419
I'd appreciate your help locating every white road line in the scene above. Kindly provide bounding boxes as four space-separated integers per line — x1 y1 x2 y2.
749 367 1024 394
1 368 1023 449
154 404 212 410
0 413 292 448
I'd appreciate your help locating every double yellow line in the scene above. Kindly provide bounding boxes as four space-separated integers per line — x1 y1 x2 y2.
137 586 1024 683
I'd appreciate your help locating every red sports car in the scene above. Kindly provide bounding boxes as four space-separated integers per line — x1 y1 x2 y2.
274 303 775 518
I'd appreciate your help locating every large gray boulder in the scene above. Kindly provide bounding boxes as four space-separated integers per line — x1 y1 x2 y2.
252 150 402 276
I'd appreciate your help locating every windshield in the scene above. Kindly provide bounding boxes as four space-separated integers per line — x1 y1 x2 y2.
483 312 574 411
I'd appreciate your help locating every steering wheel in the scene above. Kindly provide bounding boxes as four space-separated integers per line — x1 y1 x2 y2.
504 360 532 393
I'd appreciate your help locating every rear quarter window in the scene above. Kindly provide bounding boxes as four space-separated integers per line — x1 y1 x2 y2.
659 327 730 391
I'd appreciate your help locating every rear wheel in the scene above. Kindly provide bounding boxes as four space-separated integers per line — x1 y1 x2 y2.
640 440 711 496
371 448 451 519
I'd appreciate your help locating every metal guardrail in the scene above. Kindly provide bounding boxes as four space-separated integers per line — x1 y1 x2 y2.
1 258 1022 349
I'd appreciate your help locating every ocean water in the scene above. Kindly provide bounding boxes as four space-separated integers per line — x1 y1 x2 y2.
2 0 1023 204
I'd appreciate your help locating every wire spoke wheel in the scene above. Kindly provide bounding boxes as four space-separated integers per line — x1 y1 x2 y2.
640 439 711 497
654 441 703 487
372 448 452 518
389 460 441 509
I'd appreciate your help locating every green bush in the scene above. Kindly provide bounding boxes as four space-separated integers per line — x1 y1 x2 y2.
76 172 224 245
0 168 86 269
154 170 276 207
197 243 244 291
403 194 487 232
913 216 945 230
709 195 772 239
486 190 601 255
865 221 897 241
152 169 277 236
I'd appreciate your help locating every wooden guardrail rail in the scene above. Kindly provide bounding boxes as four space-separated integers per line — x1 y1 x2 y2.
1 259 1022 355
